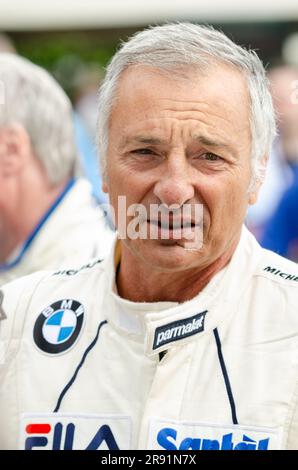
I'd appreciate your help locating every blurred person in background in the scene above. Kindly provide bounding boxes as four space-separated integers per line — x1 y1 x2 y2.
0 33 16 54
54 55 108 204
261 166 298 260
0 54 114 285
247 65 298 239
261 66 298 259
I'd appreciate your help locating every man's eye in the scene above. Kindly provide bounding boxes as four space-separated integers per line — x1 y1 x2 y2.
201 152 222 161
131 148 154 155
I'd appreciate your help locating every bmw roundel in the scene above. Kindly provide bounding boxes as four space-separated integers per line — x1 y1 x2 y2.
33 299 84 354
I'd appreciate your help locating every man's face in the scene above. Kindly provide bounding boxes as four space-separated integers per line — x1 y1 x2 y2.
104 64 257 272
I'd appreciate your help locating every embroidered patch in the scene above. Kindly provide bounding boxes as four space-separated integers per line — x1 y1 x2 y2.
148 418 283 450
33 299 84 355
261 266 298 283
19 413 132 450
152 311 207 350
53 259 103 276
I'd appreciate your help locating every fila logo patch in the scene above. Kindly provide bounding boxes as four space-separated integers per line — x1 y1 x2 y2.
153 311 207 350
20 413 132 450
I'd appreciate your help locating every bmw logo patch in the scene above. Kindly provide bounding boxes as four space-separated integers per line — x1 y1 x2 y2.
33 299 84 354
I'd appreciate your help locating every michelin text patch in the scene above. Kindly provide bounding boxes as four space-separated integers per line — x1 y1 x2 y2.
153 311 207 350
53 258 102 276
263 266 298 282
33 299 84 354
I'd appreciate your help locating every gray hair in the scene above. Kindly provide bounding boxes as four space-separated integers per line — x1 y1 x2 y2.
97 23 276 190
0 53 77 185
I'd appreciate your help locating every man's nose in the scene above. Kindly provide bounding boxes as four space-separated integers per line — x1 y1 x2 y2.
153 157 195 207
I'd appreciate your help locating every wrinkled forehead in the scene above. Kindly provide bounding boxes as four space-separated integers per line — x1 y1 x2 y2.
108 63 251 144
112 62 250 113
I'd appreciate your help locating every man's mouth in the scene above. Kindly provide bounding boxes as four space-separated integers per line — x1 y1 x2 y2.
146 218 202 242
148 219 198 230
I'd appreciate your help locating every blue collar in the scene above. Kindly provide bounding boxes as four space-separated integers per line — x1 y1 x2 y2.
0 178 76 272
291 164 298 182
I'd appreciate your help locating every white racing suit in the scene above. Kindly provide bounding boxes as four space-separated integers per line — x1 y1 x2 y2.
0 226 298 450
0 178 115 286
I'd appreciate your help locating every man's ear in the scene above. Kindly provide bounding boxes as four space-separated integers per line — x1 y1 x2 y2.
248 153 269 206
248 191 258 206
0 124 31 177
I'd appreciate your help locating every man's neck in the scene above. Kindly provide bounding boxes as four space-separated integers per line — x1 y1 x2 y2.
0 219 22 263
116 238 239 303
0 178 69 264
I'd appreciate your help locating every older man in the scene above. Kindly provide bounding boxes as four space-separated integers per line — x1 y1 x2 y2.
0 54 114 284
0 24 298 450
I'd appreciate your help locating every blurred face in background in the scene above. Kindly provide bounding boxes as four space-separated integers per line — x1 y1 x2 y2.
0 123 49 262
104 64 257 274
269 66 298 163
0 126 19 260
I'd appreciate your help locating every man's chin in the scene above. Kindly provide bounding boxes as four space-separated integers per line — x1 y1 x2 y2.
134 239 204 271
